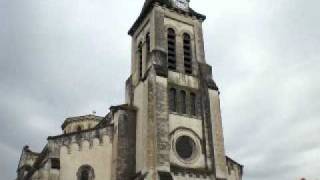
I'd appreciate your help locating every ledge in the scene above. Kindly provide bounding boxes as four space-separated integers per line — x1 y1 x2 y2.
47 126 112 140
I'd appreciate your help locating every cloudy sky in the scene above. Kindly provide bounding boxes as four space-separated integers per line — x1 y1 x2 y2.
1 0 320 179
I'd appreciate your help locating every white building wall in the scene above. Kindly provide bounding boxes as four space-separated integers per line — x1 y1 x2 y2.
59 135 113 180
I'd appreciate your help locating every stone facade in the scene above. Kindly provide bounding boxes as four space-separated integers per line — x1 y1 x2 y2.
16 1 243 180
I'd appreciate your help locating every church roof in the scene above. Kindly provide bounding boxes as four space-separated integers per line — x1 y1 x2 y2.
128 0 206 36
61 114 104 129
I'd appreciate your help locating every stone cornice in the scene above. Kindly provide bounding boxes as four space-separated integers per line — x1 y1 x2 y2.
128 0 206 36
61 114 104 130
48 126 112 140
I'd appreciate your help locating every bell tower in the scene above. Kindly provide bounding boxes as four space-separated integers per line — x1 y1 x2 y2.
125 1 236 180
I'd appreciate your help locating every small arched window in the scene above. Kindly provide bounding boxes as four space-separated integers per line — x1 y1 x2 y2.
77 126 82 132
183 33 192 74
169 88 177 112
138 42 143 78
51 158 60 170
167 28 176 70
146 32 150 53
180 90 187 114
190 92 196 116
77 165 95 180
81 170 89 180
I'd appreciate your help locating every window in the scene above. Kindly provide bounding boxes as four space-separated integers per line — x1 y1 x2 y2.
183 33 192 74
77 126 82 132
180 90 187 114
190 92 196 116
81 170 89 180
138 42 143 79
146 32 150 53
169 88 177 112
169 88 198 116
167 28 176 70
175 136 196 160
77 165 95 180
51 158 60 170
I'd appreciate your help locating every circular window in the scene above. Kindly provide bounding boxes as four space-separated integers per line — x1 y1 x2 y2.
175 136 196 160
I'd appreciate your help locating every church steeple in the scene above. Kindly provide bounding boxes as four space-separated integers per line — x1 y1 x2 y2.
127 0 208 86
124 1 237 180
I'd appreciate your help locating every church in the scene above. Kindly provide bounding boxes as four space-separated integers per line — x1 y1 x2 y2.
16 0 244 180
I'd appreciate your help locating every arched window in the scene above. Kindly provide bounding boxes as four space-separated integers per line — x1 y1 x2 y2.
51 158 60 170
138 42 143 78
146 32 150 53
183 33 192 74
77 126 82 132
77 165 95 180
81 170 89 180
180 90 187 114
167 28 176 70
169 88 177 112
190 92 196 116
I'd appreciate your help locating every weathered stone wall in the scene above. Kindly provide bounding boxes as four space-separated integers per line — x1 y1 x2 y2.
208 90 228 179
168 71 199 89
17 147 39 179
133 80 149 172
226 157 243 180
59 135 113 180
111 107 137 180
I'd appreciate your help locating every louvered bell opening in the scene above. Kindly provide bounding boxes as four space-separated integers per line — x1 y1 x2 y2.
167 28 176 70
183 33 192 75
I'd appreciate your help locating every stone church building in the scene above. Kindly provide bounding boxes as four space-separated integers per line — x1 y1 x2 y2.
16 0 244 180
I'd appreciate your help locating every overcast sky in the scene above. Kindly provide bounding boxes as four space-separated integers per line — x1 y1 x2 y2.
1 0 320 179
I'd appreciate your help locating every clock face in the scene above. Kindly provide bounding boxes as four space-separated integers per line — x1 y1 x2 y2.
175 0 189 10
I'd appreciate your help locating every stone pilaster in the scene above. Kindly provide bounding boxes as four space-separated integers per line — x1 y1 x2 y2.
151 5 166 53
111 106 137 180
208 90 228 180
194 20 206 63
